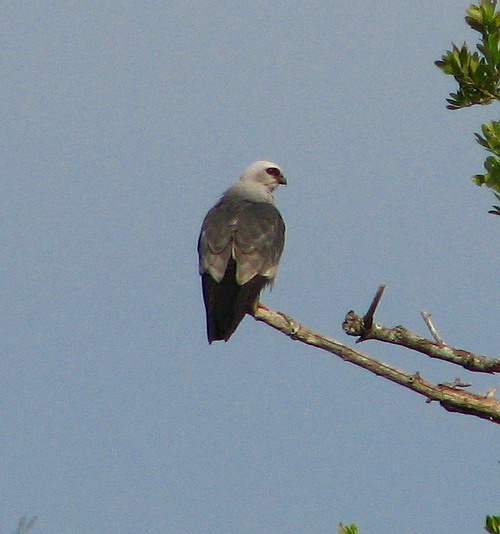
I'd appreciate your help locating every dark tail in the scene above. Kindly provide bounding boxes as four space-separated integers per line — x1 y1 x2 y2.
201 260 267 343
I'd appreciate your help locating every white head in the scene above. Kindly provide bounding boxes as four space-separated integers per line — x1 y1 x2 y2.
241 160 287 190
227 160 286 202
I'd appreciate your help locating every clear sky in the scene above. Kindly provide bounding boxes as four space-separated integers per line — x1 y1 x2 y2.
2 2 499 533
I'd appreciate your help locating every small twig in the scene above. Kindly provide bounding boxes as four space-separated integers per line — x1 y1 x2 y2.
438 377 471 389
361 284 385 334
484 387 497 398
14 516 37 534
421 311 445 345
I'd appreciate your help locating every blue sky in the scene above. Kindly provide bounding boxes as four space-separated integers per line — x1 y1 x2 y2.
2 2 498 533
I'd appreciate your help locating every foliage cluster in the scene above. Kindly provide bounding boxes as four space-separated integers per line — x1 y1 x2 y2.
337 516 500 533
435 0 500 214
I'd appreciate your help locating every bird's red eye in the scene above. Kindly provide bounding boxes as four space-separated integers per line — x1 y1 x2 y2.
266 167 281 176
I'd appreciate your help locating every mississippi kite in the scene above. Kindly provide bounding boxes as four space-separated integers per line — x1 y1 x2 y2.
198 161 287 343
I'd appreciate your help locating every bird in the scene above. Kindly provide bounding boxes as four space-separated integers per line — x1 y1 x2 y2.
198 160 287 343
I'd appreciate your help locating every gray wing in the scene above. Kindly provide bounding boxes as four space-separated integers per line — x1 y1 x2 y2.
198 198 285 343
232 202 285 285
198 198 285 285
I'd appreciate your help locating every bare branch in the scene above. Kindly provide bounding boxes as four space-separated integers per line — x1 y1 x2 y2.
420 310 445 345
252 305 500 424
343 311 500 373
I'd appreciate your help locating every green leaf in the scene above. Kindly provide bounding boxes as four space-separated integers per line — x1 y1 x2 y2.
467 0 500 34
466 4 486 33
474 155 500 193
489 192 500 214
475 120 500 154
481 32 500 66
338 523 358 534
472 173 487 186
465 1 500 33
485 515 500 534
437 2 500 108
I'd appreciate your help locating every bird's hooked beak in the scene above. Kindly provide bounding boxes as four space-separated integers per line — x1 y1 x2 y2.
278 173 287 186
